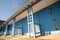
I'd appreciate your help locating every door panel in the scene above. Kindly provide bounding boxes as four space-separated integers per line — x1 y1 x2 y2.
22 18 28 35
33 13 41 35
52 2 60 29
38 8 56 35
15 21 22 35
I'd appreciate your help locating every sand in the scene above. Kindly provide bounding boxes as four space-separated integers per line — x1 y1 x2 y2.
0 34 60 40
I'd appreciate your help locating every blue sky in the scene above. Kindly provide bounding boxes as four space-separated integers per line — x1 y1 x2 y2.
0 0 29 21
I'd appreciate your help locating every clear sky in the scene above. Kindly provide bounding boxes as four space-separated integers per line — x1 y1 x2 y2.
0 0 29 21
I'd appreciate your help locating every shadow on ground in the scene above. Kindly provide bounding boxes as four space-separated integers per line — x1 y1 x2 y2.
0 38 5 40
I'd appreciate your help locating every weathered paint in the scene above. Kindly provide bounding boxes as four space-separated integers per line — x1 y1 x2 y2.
4 23 8 36
22 17 28 35
11 17 16 35
51 1 60 29
6 1 60 36
14 17 28 35
38 8 56 35
15 20 22 35
2 0 58 25
7 25 12 35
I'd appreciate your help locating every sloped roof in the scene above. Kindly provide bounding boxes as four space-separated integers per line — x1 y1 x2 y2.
2 0 39 25
2 0 59 26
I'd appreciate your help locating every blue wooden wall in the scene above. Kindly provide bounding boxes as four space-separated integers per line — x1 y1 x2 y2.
51 1 60 28
7 1 60 35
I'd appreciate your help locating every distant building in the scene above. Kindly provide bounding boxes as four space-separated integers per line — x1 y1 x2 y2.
0 20 5 29
0 20 5 35
1 0 60 38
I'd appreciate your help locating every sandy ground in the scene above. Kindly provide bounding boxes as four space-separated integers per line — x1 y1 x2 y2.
0 34 60 40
